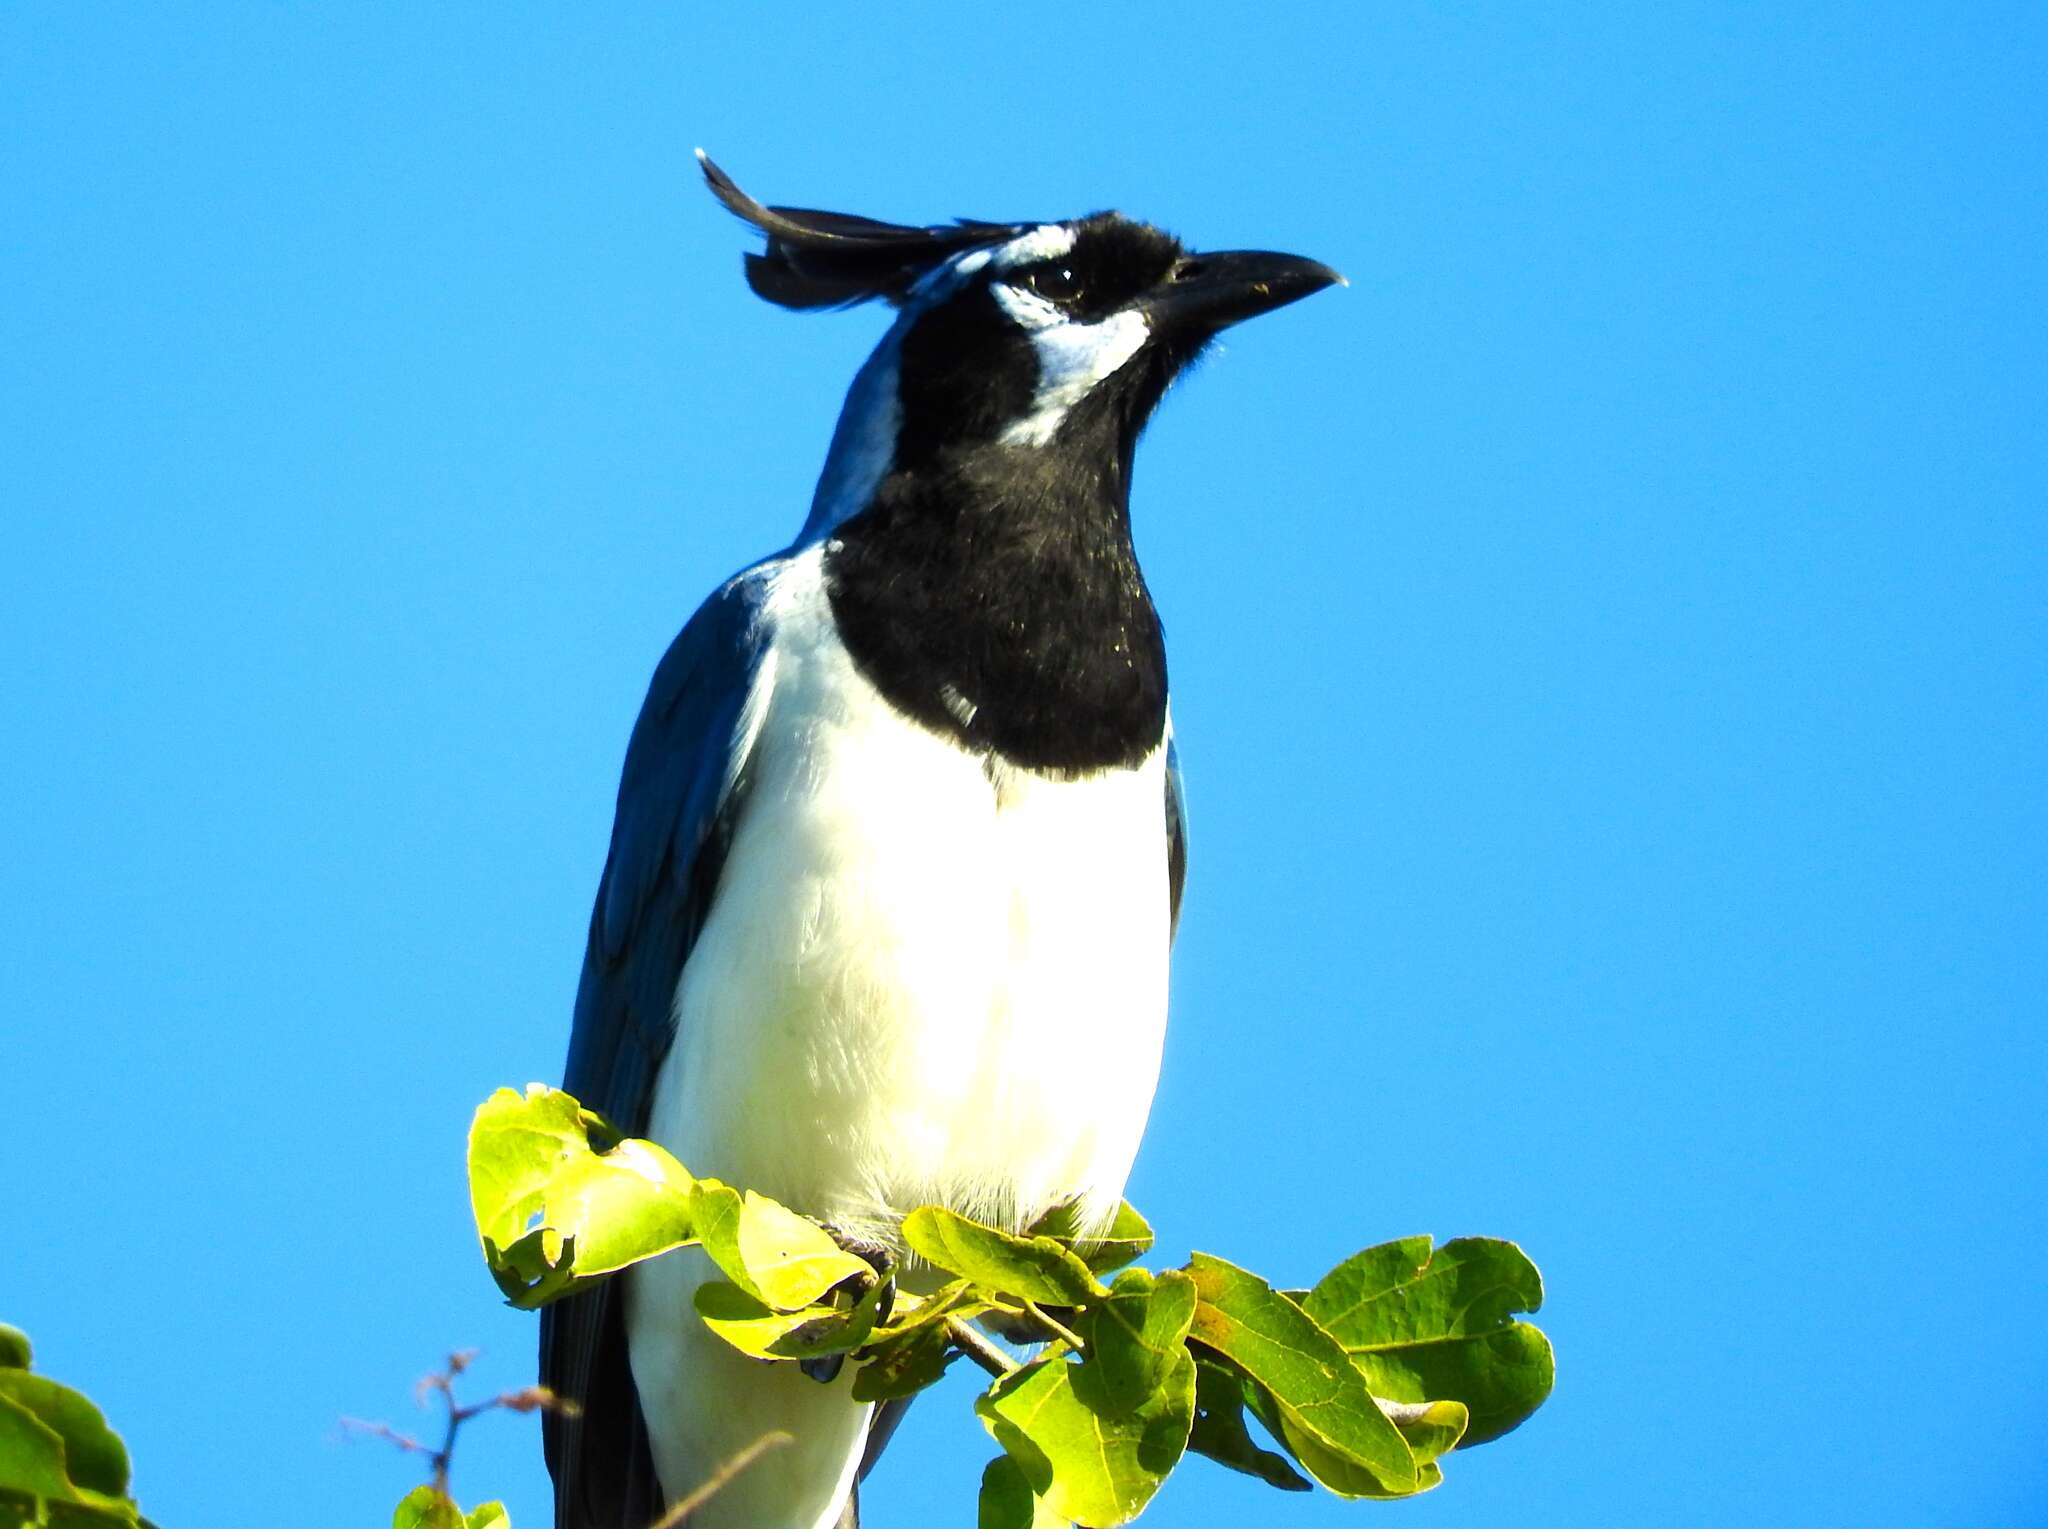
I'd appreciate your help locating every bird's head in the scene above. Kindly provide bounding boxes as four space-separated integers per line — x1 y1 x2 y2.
698 153 1342 538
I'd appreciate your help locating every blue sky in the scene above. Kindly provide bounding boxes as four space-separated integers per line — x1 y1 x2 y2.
5 4 2043 1525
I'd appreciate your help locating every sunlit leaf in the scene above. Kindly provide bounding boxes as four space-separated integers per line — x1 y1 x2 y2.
733 1193 873 1311
1186 1253 1417 1497
1304 1237 1552 1444
467 1086 696 1307
902 1207 1105 1306
695 1277 887 1361
391 1485 463 1529
1387 1400 1468 1465
463 1500 512 1529
1353 1324 1553 1447
687 1180 753 1297
1258 1389 1443 1500
0 1373 130 1500
1026 1200 1154 1275
0 1393 77 1503
977 1349 1195 1527
1306 1237 1540 1349
1298 1236 1434 1318
1082 1268 1197 1416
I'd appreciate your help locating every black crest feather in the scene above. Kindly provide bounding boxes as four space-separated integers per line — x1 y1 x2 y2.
697 151 1030 310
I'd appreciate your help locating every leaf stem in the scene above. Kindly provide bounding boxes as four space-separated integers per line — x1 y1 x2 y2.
1021 1300 1088 1355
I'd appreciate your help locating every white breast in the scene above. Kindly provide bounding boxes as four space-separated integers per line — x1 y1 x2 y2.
624 542 1172 1527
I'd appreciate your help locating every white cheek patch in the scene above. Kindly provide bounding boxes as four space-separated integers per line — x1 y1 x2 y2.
992 295 1152 447
990 281 1063 332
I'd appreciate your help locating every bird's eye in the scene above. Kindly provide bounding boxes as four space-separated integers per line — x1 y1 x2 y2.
1024 264 1085 305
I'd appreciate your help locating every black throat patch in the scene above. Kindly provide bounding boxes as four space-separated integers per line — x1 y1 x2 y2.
822 388 1169 776
819 217 1194 776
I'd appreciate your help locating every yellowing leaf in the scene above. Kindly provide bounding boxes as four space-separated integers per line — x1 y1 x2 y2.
467 1086 696 1308
977 1350 1194 1527
695 1278 886 1360
902 1207 1106 1305
734 1193 873 1311
391 1486 464 1529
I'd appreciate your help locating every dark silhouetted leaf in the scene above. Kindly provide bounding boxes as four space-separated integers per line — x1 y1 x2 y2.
1185 1358 1310 1492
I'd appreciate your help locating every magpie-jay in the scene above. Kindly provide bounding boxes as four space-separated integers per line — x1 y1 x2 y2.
541 155 1339 1528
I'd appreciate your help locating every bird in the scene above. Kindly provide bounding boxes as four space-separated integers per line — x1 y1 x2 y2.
540 152 1341 1529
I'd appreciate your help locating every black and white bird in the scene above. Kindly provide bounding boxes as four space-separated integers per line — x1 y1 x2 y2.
541 154 1340 1528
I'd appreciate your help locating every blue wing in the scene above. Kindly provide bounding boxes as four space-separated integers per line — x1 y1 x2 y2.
541 563 775 1529
1165 731 1188 937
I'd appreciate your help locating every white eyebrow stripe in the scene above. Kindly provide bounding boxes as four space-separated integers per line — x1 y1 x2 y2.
915 225 1074 302
997 305 1152 447
989 224 1077 270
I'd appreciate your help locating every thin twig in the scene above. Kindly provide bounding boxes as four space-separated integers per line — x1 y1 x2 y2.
647 1430 794 1529
345 1350 575 1499
944 1316 1019 1380
338 1417 426 1457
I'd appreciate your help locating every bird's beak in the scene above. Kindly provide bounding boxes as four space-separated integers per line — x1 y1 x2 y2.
1138 249 1345 336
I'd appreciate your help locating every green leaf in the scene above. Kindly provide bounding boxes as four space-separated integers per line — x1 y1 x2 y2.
1387 1400 1468 1466
0 1375 130 1500
733 1193 873 1311
391 1485 464 1529
1185 1359 1311 1492
687 1180 752 1296
1185 1253 1417 1497
689 1182 873 1311
1305 1237 1541 1349
977 1349 1195 1528
1231 1377 1446 1501
1303 1237 1553 1445
467 1086 696 1307
0 1393 77 1503
976 1454 1070 1528
1352 1324 1554 1447
14 1498 138 1527
1297 1236 1435 1319
1082 1268 1197 1416
0 1332 28 1373
463 1501 512 1529
901 1207 1106 1306
695 1277 887 1361
1026 1200 1155 1275
851 1322 957 1403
